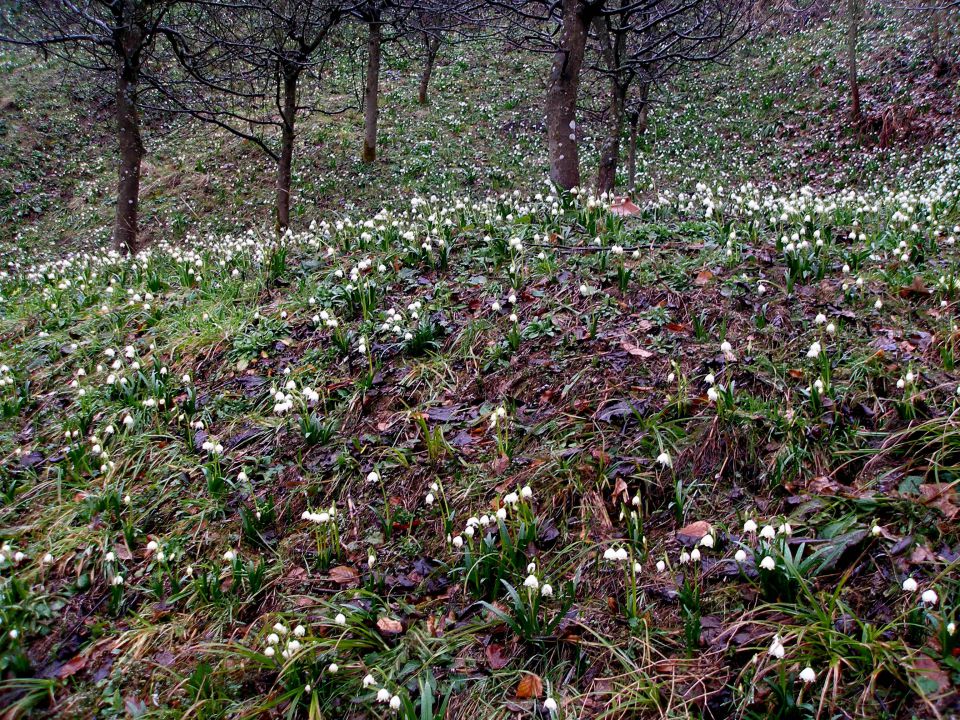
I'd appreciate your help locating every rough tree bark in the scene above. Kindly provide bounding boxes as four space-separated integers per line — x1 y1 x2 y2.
846 0 862 125
113 31 144 254
417 33 441 105
627 83 650 193
545 0 590 190
362 19 382 162
596 80 627 194
277 68 298 231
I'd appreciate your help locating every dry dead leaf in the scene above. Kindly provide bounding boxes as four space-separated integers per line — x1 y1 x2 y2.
485 643 512 670
515 673 543 699
694 269 714 286
328 565 359 586
376 617 404 635
677 520 713 545
918 483 959 520
621 338 653 358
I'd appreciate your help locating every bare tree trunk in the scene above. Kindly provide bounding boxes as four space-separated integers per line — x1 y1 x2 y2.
277 71 297 231
418 33 441 105
627 84 650 193
597 81 627 194
846 0 862 125
362 19 382 163
113 56 143 254
545 0 590 190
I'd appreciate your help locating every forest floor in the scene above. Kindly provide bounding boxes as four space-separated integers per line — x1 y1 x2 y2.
0 7 959 720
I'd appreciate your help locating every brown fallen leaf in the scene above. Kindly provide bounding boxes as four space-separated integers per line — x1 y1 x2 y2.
515 673 543 699
56 653 89 679
376 616 404 635
328 565 359 586
899 275 930 298
612 477 629 503
677 520 713 546
694 269 714 286
485 643 512 670
918 483 959 520
609 197 641 216
621 339 653 358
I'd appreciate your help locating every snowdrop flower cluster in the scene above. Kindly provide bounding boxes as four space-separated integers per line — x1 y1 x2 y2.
262 621 307 660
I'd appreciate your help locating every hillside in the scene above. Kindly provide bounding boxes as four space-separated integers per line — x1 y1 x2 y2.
0 5 959 720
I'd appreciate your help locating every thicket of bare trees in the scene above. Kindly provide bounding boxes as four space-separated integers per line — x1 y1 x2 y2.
7 1 950 250
0 0 187 253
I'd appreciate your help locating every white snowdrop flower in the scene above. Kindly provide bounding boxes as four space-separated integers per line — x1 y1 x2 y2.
799 667 816 683
496 508 507 520
425 492 435 506
667 372 676 383
363 674 377 688
705 373 716 385
679 550 691 564
464 525 475 538
699 534 714 549
720 341 732 354
105 552 115 563
273 623 288 635
902 577 918 592
389 695 401 710
768 634 785 659
921 589 938 606
615 547 629 562
452 535 463 548
327 663 339 674
334 613 346 625
947 622 956 636
264 647 275 657
520 485 533 499
707 387 719 402
112 575 124 586
523 574 540 590
656 560 666 572
871 524 882 536
544 697 558 713
267 633 280 645
366 470 380 484
874 299 883 310
760 556 776 571
760 525 776 540
826 322 836 335
656 451 672 468
42 553 54 564
806 341 821 358
541 583 553 597
734 549 747 562
294 624 306 637
223 550 236 562
377 688 391 703
491 301 501 312
815 313 826 325
690 548 701 562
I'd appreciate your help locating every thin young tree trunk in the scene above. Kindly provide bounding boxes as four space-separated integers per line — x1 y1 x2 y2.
597 81 627 194
627 83 650 193
627 111 639 194
418 34 441 105
362 19 382 163
277 70 298 231
113 53 144 254
847 0 862 125
545 0 590 190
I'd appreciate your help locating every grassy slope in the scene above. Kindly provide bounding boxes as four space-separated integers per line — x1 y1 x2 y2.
0 7 959 720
